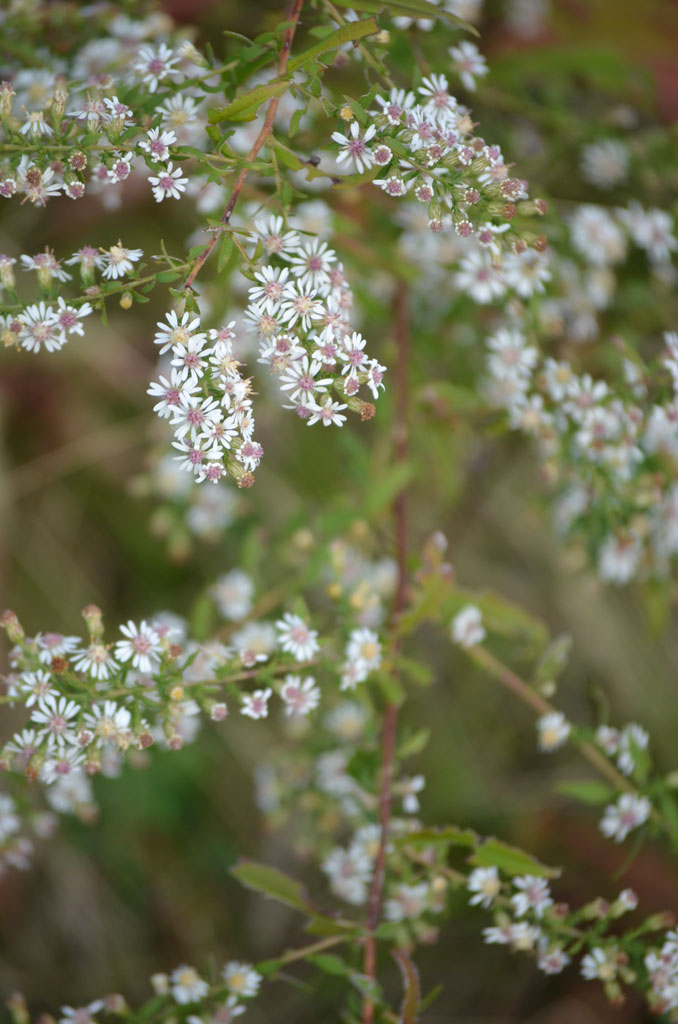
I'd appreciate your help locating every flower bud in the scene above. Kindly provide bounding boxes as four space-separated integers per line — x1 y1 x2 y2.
102 995 127 1015
51 78 68 124
210 702 228 721
119 292 133 309
0 81 15 120
69 151 87 172
0 255 16 291
1 610 24 644
6 993 28 1024
151 973 170 995
82 604 103 638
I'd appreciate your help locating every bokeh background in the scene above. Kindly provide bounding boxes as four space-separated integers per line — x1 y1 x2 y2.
2 0 678 1021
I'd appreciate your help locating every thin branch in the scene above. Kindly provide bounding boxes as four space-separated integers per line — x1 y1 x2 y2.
183 0 305 291
468 644 665 829
362 285 410 1024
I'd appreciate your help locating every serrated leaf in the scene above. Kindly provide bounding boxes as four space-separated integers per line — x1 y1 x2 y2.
217 234 234 273
289 107 305 138
392 949 420 1024
362 461 414 517
309 953 348 975
132 995 170 1022
273 140 304 170
555 779 616 805
469 839 560 879
187 243 209 260
397 728 431 758
534 634 572 684
348 972 382 1003
287 17 379 73
231 859 311 911
209 80 289 124
397 825 478 848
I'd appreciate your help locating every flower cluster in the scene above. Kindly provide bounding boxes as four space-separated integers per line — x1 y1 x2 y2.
0 591 325 833
333 72 544 256
0 18 207 211
148 310 262 486
249 215 386 425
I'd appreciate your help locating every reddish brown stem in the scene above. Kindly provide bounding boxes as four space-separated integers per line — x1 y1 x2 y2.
362 287 410 1024
183 0 305 291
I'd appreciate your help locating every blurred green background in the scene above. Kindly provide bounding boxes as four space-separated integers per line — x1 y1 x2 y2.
2 0 678 1021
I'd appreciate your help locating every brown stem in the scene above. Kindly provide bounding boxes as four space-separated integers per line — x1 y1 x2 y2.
468 645 665 828
362 287 410 1024
183 0 305 291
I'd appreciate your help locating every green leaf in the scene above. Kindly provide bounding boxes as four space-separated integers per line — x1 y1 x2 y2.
361 461 414 518
309 953 348 975
555 779 616 805
231 859 311 911
397 728 431 758
289 107 305 138
155 269 182 283
469 839 560 879
397 825 478 848
273 139 304 170
209 80 289 124
132 996 170 1022
396 655 433 688
287 17 379 73
444 586 549 650
392 949 420 1024
217 233 234 273
534 634 572 684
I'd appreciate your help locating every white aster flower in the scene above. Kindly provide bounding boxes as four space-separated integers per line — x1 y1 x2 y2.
451 605 485 648
115 620 162 673
276 612 319 661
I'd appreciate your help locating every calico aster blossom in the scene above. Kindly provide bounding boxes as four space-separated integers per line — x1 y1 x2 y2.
279 354 333 403
251 213 300 257
169 964 209 1004
276 612 319 662
580 946 618 982
72 642 119 681
240 687 272 719
31 694 80 745
139 127 177 162
600 793 651 842
384 882 430 922
449 41 488 91
222 962 261 998
148 162 188 202
346 628 381 672
280 675 320 716
306 396 347 427
18 302 63 353
101 242 143 280
17 669 53 707
467 866 501 908
331 120 377 173
83 701 132 747
36 632 80 664
115 620 162 673
211 570 254 621
147 371 199 419
451 605 485 648
511 875 553 918
134 43 181 93
536 711 571 751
